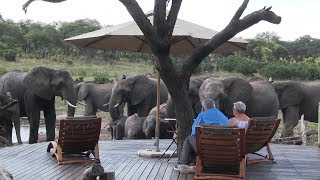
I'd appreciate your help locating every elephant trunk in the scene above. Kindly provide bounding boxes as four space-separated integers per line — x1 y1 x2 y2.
62 87 77 117
109 100 121 120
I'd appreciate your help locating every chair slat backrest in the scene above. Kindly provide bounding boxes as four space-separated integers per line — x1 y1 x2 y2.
58 116 101 153
246 117 281 153
196 126 245 168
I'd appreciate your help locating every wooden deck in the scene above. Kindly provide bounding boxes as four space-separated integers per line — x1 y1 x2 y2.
0 139 319 180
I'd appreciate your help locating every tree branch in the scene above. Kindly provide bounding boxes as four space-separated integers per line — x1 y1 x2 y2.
153 0 168 39
22 0 66 13
119 0 164 55
167 0 182 38
231 0 249 21
182 5 281 77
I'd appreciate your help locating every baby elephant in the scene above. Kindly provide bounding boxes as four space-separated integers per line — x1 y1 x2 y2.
143 103 174 139
125 114 146 139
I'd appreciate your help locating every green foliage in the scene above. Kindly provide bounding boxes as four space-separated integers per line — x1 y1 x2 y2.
0 67 7 76
235 60 259 76
3 49 17 61
259 61 320 80
74 76 84 84
93 72 113 84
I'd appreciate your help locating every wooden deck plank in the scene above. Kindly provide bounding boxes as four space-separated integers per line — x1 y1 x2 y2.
146 161 162 179
116 158 139 179
137 159 157 180
123 159 144 179
130 160 150 180
155 162 168 180
162 163 174 180
0 140 320 180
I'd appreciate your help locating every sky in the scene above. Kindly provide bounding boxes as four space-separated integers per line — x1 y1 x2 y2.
1 0 319 41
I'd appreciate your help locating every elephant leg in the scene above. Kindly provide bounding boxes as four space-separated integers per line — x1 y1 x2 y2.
43 107 56 141
84 102 96 116
4 120 13 143
281 106 300 137
28 111 40 144
12 114 22 144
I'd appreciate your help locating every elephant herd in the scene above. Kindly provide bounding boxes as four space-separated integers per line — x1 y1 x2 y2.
1 66 320 145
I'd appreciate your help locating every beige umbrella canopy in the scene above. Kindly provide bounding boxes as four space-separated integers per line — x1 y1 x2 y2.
65 11 247 54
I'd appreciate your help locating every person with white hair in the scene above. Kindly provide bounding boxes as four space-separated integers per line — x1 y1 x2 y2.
229 101 250 128
174 98 229 173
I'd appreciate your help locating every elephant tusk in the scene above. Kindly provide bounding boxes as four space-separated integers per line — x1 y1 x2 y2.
102 103 109 107
77 101 87 106
114 103 119 108
66 100 77 108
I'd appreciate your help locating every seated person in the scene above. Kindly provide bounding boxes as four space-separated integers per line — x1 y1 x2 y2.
229 101 250 128
174 98 229 173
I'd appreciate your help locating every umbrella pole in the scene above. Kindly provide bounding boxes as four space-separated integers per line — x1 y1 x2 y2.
154 73 160 152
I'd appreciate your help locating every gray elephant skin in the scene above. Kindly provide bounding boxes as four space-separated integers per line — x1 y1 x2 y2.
143 103 175 139
273 81 320 137
74 82 114 115
0 67 77 144
125 113 145 139
0 93 22 144
199 77 279 118
111 116 127 140
166 76 207 118
109 75 168 121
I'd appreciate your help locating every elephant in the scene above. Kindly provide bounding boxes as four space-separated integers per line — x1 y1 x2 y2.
109 75 168 122
166 76 208 118
199 77 279 119
124 113 145 139
110 116 127 140
143 103 175 139
0 67 77 144
74 82 117 116
273 81 320 137
0 93 22 144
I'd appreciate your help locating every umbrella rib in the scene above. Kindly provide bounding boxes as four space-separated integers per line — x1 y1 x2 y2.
170 36 197 49
134 36 148 52
227 41 246 50
84 35 111 47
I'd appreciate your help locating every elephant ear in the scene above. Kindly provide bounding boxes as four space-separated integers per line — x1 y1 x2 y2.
77 82 89 101
276 82 304 109
131 76 153 105
222 77 253 116
23 67 52 100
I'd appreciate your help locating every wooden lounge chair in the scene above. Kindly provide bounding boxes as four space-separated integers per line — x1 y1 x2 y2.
47 116 102 165
195 126 246 180
245 117 281 165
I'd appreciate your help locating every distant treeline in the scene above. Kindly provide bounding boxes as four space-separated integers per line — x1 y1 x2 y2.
1 18 320 80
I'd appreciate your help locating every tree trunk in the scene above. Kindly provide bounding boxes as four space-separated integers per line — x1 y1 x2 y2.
160 71 194 157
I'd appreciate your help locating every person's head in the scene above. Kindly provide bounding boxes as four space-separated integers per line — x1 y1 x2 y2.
202 98 216 111
233 101 246 114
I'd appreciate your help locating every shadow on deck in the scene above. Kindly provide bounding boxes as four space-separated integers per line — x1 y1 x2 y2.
0 139 319 180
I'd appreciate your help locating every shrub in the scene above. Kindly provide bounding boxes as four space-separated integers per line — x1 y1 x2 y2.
0 67 7 76
74 76 84 84
3 49 17 62
235 60 259 76
93 72 113 84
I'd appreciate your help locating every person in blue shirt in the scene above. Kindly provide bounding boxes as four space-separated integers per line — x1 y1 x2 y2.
174 98 229 173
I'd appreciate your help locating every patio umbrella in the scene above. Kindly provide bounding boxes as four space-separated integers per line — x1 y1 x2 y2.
65 11 247 54
65 11 248 152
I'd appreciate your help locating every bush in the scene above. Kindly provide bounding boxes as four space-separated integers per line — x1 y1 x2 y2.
93 72 113 84
235 60 259 76
259 61 320 80
3 49 17 62
0 67 7 76
74 76 84 84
